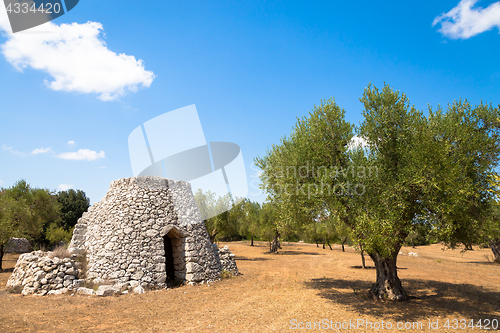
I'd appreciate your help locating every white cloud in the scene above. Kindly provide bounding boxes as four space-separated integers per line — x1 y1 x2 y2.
433 0 500 39
2 144 25 155
0 8 155 101
67 141 77 146
348 136 369 150
57 184 73 191
95 166 106 169
0 179 4 186
31 147 52 155
57 149 105 161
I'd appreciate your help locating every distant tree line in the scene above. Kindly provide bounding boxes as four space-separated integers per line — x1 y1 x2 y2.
0 180 89 270
197 190 363 255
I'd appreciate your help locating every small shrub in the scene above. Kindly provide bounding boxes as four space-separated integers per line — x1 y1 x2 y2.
74 251 88 280
83 279 96 290
48 244 71 259
221 269 232 279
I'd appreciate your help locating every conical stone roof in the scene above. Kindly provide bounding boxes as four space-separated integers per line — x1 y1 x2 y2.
69 176 222 287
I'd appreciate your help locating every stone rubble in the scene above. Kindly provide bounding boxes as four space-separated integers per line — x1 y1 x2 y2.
217 246 240 276
6 251 82 296
6 250 175 297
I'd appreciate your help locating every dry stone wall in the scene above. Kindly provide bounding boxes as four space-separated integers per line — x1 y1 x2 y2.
4 238 32 253
6 251 150 296
6 251 83 296
68 176 223 287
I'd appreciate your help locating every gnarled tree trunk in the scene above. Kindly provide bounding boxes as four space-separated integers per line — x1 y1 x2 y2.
270 230 281 253
0 243 4 271
490 239 500 263
369 251 408 301
209 228 219 244
341 237 347 252
359 242 366 269
250 234 254 246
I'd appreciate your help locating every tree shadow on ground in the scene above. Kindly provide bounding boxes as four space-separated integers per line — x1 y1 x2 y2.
0 268 14 273
235 257 271 261
465 261 499 266
304 278 500 322
274 251 325 256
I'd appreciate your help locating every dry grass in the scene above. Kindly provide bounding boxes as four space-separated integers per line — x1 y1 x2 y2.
74 251 88 280
48 245 72 259
220 269 233 279
0 242 499 332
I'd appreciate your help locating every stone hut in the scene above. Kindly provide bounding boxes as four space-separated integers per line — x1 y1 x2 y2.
68 176 222 287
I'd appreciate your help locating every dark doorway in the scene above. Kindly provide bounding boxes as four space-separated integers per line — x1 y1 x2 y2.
163 235 175 280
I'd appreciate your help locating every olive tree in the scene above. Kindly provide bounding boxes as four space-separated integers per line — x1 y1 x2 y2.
255 84 500 301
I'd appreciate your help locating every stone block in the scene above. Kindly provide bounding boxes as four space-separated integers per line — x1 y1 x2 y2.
131 270 144 280
155 274 166 284
73 279 85 288
76 287 94 296
96 285 116 297
185 272 204 282
186 262 202 274
22 287 35 296
132 285 144 294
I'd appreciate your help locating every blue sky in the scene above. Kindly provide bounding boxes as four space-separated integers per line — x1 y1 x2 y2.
1 0 499 204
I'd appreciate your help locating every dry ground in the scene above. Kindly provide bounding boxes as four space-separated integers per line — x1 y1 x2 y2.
0 242 499 332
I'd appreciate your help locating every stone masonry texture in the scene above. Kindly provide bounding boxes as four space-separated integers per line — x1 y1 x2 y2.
68 176 223 287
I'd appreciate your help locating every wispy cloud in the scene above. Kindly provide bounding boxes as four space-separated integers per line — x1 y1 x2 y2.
0 179 4 186
31 147 52 155
95 166 106 169
0 8 155 101
433 0 500 39
67 141 77 147
2 144 25 156
57 184 73 191
57 149 105 161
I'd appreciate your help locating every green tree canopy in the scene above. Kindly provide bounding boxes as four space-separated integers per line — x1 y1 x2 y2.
255 84 500 301
0 180 61 270
56 189 90 230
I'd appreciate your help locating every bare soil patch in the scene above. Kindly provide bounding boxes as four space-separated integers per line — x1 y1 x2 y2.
0 243 499 332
